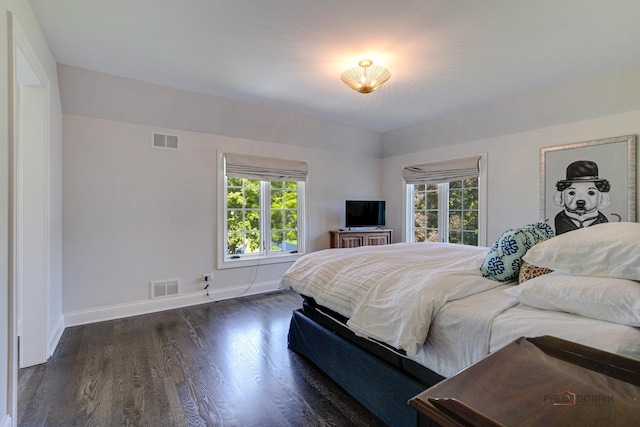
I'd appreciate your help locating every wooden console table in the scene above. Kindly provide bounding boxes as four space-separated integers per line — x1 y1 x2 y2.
329 229 393 248
409 336 640 427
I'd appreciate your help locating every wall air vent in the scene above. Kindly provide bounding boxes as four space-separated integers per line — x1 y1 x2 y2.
150 278 181 299
152 132 180 150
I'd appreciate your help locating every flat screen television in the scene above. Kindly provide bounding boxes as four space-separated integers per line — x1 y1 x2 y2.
345 200 386 228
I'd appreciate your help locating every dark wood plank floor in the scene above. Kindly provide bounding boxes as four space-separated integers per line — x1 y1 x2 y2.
18 290 387 426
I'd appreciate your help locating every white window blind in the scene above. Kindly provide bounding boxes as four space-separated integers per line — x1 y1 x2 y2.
224 153 309 182
403 156 480 185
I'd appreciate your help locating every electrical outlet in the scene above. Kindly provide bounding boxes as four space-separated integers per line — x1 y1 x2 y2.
202 273 214 282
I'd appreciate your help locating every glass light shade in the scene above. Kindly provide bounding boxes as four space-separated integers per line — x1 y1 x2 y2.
341 59 391 94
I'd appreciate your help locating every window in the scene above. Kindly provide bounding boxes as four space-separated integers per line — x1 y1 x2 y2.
220 153 307 267
410 178 479 245
226 177 261 255
404 155 486 246
269 181 299 252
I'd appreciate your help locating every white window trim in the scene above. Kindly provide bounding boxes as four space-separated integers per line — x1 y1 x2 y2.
217 151 307 269
404 153 487 246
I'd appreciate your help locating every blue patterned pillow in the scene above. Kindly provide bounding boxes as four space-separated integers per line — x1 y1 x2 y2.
480 221 555 282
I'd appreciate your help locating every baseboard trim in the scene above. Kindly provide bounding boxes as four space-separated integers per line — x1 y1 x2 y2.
207 280 280 302
64 280 280 327
49 315 65 358
0 414 11 427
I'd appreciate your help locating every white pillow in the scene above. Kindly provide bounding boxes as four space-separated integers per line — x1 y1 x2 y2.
506 272 640 327
522 222 640 281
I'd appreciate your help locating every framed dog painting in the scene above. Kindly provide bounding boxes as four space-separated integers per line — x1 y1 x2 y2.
540 134 637 235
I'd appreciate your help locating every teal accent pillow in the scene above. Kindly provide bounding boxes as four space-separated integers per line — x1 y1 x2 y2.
480 220 555 282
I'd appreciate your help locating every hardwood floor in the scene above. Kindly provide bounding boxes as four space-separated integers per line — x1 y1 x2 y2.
18 290 386 426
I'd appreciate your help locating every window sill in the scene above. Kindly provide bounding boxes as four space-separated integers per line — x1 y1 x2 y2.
218 252 304 270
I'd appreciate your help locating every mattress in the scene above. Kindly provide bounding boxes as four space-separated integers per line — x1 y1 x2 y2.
300 288 640 379
300 297 444 386
490 303 640 360
280 242 504 355
282 241 640 378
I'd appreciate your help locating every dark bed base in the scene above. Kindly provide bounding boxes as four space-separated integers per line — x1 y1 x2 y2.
288 309 444 427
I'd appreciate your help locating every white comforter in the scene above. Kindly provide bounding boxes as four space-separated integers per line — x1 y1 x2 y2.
279 242 506 355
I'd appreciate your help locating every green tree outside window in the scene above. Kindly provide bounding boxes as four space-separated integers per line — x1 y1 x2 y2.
412 178 478 245
226 177 301 256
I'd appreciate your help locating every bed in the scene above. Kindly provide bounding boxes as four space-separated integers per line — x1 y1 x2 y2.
278 221 640 426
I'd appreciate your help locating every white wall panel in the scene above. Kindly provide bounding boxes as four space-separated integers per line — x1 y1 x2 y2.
57 64 383 158
382 63 640 158
62 115 381 315
382 110 640 245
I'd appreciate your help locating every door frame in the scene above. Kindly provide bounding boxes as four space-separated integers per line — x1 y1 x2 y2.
7 10 52 425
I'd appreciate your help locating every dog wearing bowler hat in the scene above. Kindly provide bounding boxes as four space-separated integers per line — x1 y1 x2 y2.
553 160 611 235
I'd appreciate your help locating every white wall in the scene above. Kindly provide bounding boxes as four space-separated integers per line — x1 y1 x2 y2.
62 114 381 321
381 62 640 245
381 63 640 158
58 65 383 324
57 64 383 158
59 60 640 325
382 109 640 245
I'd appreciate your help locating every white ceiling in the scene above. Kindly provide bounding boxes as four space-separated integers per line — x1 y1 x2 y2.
29 0 640 133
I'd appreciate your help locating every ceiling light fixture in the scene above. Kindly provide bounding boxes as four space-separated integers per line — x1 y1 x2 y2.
341 59 391 94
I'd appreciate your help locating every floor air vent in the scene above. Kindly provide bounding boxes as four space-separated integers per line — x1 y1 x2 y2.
151 278 181 299
152 132 179 150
